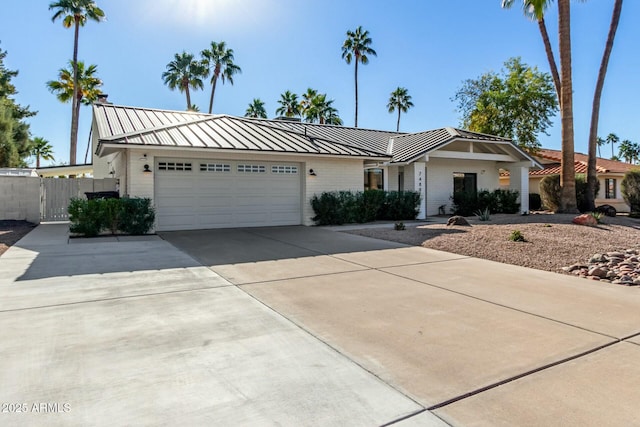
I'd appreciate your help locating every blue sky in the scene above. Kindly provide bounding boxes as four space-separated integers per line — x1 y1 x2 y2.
1 0 639 166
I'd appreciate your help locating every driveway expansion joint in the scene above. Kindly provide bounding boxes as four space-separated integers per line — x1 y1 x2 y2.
0 284 234 313
378 268 624 341
427 339 621 411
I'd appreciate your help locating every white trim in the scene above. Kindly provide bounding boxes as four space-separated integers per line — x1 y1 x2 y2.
429 151 514 162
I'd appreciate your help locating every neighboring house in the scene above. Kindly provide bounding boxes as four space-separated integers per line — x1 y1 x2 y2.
500 148 638 212
0 168 38 177
91 102 540 231
36 164 93 178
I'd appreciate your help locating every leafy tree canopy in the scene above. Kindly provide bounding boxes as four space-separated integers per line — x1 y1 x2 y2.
0 44 36 167
453 57 557 153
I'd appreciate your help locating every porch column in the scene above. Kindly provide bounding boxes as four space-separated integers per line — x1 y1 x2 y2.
413 162 426 219
508 165 529 213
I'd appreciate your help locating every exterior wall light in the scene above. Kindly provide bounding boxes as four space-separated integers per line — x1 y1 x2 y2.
143 164 152 173
309 169 317 176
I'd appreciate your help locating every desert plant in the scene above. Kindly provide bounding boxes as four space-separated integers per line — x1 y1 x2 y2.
589 211 604 224
529 193 542 211
621 170 640 214
394 221 406 230
475 207 491 221
508 230 526 242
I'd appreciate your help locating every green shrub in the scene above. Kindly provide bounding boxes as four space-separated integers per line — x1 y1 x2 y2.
101 198 121 235
477 190 499 214
68 198 104 237
452 189 520 216
394 221 406 230
495 189 521 214
508 230 526 242
621 170 640 214
382 191 421 220
451 191 478 216
539 175 561 211
575 174 600 213
539 174 599 213
67 197 155 237
529 193 542 211
355 190 386 223
311 190 420 225
119 198 156 235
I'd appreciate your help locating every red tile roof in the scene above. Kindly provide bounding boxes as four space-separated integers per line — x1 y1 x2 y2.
501 149 637 177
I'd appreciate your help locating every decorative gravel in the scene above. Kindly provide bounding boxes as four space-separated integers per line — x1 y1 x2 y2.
0 220 36 256
344 213 640 276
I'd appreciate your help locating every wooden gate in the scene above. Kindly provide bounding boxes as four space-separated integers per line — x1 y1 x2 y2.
40 178 117 221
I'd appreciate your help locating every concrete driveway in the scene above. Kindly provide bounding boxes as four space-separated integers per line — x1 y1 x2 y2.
163 226 640 426
3 224 640 426
0 224 430 426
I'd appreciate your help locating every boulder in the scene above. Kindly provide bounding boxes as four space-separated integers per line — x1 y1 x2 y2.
589 253 606 263
588 266 608 279
572 214 598 226
595 204 617 217
447 216 470 226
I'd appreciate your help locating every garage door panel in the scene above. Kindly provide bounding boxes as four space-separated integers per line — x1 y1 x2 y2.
156 159 301 230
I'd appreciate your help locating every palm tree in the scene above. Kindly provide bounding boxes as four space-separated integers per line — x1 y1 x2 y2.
606 132 619 159
585 0 623 210
49 0 105 165
275 90 300 118
201 41 241 114
557 0 577 212
162 52 206 110
597 136 606 158
618 139 635 163
503 0 624 211
30 137 55 168
299 88 318 113
245 98 267 118
47 60 103 166
341 26 377 127
387 87 414 132
501 1 560 100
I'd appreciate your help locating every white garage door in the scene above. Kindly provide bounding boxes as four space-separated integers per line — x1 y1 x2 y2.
155 159 302 231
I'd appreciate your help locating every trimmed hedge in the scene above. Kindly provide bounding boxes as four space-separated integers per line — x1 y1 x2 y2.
310 190 420 225
68 197 155 237
539 174 599 212
621 170 640 214
451 189 521 216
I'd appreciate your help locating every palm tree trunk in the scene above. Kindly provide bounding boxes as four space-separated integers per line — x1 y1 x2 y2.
208 75 218 114
70 18 81 165
396 109 401 132
354 59 359 128
557 0 577 213
185 85 191 110
537 17 562 104
36 155 40 169
586 0 623 212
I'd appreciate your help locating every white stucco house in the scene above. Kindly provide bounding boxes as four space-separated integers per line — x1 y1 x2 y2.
91 102 541 231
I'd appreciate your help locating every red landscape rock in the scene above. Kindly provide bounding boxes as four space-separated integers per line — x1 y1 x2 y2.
572 214 598 226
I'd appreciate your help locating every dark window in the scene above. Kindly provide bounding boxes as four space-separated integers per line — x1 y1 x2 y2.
398 170 404 191
453 172 477 195
605 178 616 199
364 169 384 190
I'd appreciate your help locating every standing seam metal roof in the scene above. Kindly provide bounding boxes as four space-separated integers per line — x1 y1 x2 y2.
94 104 535 164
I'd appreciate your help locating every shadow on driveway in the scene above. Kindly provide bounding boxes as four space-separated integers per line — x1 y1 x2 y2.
160 226 406 266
